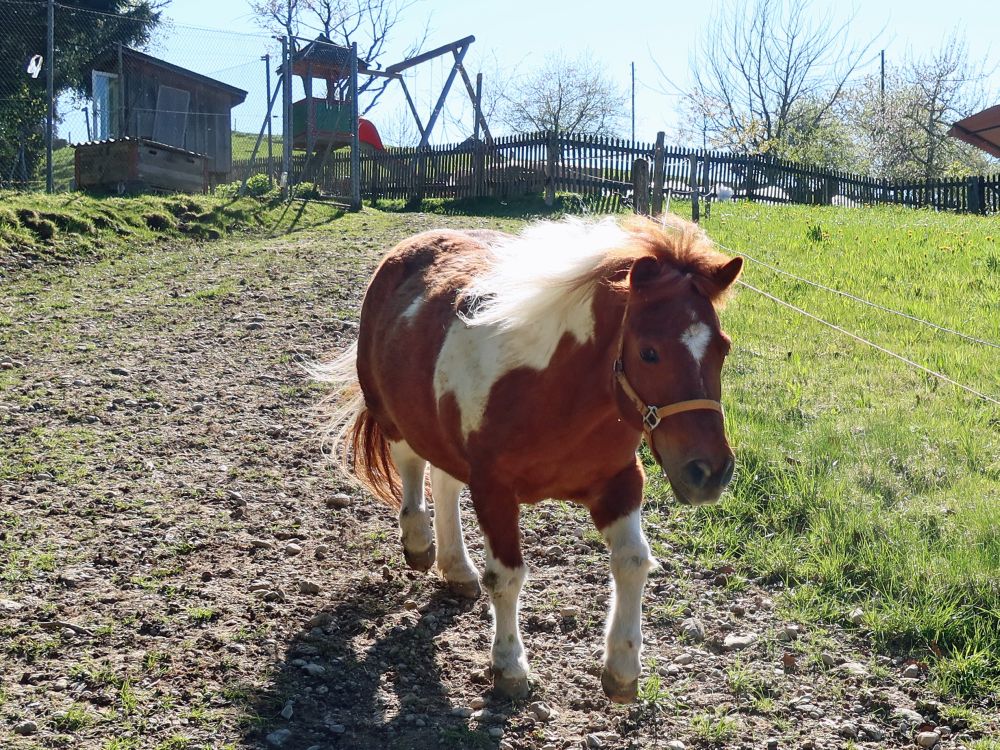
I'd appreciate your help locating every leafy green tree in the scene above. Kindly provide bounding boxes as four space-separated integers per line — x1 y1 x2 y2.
0 0 162 186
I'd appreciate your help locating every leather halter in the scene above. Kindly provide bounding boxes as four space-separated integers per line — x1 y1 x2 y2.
613 323 724 435
614 359 723 432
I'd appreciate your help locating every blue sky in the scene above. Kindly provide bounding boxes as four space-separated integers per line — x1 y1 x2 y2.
59 0 1000 146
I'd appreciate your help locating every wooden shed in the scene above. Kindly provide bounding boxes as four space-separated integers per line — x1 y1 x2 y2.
87 46 247 185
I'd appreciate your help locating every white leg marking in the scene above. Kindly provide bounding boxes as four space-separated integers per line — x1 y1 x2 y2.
603 510 656 686
389 441 432 555
483 540 529 680
429 468 478 585
680 321 711 364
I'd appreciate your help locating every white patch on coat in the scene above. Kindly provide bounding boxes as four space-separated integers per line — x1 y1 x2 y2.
402 295 424 320
680 321 711 364
434 219 627 437
435 311 593 437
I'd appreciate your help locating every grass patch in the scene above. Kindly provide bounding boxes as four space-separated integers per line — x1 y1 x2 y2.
644 201 1000 702
0 190 346 271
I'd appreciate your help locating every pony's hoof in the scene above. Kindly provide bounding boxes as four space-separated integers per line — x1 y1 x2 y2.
403 544 436 572
447 578 482 600
492 670 530 699
601 669 638 704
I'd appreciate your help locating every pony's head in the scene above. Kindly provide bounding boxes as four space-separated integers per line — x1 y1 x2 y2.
614 217 743 505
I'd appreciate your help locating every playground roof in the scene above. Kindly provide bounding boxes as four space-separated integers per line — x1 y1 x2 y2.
289 36 370 80
948 105 1000 158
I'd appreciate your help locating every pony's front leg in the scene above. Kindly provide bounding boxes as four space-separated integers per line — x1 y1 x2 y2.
590 463 656 704
471 482 530 698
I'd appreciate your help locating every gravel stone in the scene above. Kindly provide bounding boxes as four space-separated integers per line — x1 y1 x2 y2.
723 632 757 650
326 493 351 509
902 663 921 678
680 617 706 642
528 701 552 721
916 731 941 748
266 728 292 747
298 579 321 595
14 720 38 736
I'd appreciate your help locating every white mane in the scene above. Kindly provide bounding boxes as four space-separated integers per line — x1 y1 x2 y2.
461 217 629 343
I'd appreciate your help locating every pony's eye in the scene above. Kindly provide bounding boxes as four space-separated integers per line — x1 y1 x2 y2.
639 348 659 363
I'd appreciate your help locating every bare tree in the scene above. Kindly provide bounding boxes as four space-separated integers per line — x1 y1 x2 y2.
676 0 878 154
501 52 627 135
248 0 426 113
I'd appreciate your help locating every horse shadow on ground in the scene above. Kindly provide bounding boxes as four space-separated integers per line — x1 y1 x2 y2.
244 577 502 750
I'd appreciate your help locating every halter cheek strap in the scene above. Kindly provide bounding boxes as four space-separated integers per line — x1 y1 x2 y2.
614 359 724 432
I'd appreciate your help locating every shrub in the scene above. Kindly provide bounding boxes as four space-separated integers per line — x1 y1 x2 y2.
292 181 321 200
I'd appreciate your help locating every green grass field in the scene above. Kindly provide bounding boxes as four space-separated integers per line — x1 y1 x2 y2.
648 201 999 701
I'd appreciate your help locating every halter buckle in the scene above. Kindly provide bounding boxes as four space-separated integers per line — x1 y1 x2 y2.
642 405 661 431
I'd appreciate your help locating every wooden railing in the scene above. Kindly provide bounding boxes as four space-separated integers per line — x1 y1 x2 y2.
228 131 1000 215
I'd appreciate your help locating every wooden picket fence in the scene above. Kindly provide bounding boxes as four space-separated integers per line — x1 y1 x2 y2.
228 131 1000 215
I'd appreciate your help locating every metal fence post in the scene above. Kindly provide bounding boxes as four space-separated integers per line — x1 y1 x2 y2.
281 35 292 199
349 41 360 211
45 0 54 193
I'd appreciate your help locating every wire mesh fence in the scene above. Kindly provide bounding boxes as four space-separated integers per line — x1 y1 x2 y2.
0 0 282 191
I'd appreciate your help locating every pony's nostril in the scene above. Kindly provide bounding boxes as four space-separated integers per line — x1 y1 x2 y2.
684 460 712 489
718 457 735 488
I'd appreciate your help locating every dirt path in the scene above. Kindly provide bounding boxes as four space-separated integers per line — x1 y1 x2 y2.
0 211 988 750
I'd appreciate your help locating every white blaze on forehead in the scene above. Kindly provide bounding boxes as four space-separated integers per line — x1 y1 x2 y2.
680 321 712 364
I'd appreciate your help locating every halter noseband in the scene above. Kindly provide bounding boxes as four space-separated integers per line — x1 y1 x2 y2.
613 358 723 432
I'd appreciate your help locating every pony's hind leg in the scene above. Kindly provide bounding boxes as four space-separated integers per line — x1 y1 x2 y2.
389 440 434 571
429 467 480 599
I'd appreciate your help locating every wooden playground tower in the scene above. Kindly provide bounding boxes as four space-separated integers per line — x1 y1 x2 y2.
244 34 493 209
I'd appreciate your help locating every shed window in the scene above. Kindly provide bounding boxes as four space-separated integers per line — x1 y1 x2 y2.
153 85 190 148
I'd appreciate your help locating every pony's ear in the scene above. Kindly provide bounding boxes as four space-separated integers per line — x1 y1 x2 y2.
712 257 743 291
629 255 661 288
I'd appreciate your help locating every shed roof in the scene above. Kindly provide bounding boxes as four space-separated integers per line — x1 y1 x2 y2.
948 105 1000 159
93 47 248 106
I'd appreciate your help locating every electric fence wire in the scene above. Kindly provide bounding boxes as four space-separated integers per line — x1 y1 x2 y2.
715 240 1000 349
734 278 1000 407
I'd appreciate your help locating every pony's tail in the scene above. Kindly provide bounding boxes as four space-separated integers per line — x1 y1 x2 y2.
309 342 401 507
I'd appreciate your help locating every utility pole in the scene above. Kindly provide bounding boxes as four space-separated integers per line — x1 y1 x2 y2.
630 62 635 143
880 49 885 110
46 0 54 193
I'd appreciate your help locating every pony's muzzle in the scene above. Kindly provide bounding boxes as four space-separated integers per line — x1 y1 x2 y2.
671 455 734 505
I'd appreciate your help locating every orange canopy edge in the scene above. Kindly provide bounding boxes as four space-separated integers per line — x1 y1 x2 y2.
949 105 1000 159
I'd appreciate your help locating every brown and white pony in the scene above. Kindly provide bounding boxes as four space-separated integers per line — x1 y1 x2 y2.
315 215 742 703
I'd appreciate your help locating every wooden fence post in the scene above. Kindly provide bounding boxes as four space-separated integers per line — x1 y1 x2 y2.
688 154 700 223
967 175 985 215
633 158 650 215
651 131 665 215
545 131 558 206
